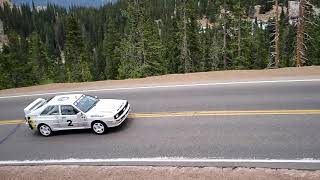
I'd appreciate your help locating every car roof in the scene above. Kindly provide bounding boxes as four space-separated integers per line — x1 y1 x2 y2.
46 94 83 106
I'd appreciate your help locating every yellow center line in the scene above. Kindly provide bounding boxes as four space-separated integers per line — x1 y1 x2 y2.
130 110 320 118
0 120 25 125
1 109 320 125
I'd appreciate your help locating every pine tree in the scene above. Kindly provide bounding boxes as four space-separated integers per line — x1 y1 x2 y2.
308 15 320 65
279 6 296 67
229 0 248 69
118 0 165 79
28 32 41 84
164 16 181 74
0 48 12 89
274 0 280 68
252 19 269 69
222 0 228 69
28 32 48 84
140 20 165 76
65 14 86 82
103 17 121 80
186 0 202 72
80 52 93 82
296 0 305 66
303 1 320 66
6 32 32 87
118 0 145 79
205 29 223 71
179 0 192 73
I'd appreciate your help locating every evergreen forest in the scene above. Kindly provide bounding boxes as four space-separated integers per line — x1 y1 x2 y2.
0 0 320 89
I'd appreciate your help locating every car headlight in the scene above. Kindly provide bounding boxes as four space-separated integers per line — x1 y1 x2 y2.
115 114 119 119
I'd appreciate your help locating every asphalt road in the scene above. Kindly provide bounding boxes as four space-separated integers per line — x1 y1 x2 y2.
0 80 319 169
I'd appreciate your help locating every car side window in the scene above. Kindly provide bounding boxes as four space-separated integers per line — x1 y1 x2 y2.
61 105 79 115
40 106 60 116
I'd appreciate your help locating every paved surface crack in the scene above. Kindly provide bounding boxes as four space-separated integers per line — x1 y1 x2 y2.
0 124 21 144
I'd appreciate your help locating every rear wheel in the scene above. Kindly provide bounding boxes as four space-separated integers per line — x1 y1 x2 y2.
38 124 52 137
92 121 107 135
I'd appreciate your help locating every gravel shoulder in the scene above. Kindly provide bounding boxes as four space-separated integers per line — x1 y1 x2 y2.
0 166 320 180
1 66 320 96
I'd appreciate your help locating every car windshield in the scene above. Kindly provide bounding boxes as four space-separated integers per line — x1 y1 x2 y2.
74 95 99 113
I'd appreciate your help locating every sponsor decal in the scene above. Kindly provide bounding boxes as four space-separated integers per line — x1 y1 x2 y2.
91 115 104 118
28 117 37 130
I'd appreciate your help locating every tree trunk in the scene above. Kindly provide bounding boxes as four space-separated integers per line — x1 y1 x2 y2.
174 0 177 17
164 0 167 20
237 0 241 59
275 0 280 68
296 0 305 67
223 0 227 69
181 0 190 73
205 0 211 15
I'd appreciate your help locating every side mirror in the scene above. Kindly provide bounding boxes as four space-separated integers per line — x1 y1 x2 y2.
77 112 86 119
94 96 98 99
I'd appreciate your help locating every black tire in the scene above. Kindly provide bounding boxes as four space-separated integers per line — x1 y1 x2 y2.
38 124 52 137
91 121 107 135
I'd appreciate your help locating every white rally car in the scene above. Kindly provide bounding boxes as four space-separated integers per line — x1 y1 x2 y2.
24 94 130 136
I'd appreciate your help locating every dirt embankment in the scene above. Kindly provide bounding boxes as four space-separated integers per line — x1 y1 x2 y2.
1 66 320 96
0 166 320 180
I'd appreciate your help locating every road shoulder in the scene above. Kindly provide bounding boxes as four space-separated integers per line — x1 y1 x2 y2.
0 166 319 180
1 66 320 97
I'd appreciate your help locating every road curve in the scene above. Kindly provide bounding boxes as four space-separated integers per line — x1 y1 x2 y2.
0 79 319 169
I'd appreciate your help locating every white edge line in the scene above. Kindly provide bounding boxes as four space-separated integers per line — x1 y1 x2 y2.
1 79 320 99
1 158 320 165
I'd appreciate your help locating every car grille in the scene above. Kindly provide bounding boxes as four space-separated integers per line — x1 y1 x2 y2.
114 102 128 119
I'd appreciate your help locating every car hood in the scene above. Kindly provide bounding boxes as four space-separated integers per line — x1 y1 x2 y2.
87 99 126 116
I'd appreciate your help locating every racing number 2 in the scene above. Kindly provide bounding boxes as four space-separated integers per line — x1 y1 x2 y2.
67 120 73 126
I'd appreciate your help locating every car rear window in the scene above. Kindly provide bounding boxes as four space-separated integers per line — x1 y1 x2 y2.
40 106 60 115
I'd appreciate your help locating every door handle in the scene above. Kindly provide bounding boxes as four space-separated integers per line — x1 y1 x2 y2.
61 117 67 119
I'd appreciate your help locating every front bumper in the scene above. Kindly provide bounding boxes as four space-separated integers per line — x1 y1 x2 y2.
106 104 130 128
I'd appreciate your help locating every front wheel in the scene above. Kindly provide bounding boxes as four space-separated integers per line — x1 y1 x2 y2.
38 124 52 137
92 121 107 135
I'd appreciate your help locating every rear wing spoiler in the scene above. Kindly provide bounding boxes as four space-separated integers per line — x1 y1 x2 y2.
24 98 46 115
